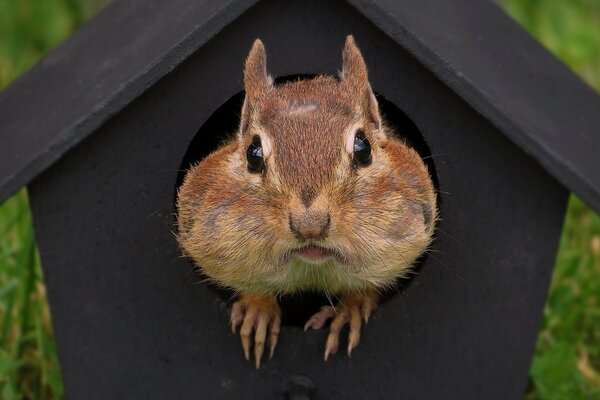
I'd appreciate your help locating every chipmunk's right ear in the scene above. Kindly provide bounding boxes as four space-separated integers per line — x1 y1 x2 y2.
239 39 273 136
340 35 382 133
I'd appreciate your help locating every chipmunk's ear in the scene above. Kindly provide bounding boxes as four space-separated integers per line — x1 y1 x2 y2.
341 35 382 131
239 39 273 136
244 39 272 100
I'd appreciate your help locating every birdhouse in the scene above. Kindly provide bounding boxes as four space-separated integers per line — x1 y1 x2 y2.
1 0 599 398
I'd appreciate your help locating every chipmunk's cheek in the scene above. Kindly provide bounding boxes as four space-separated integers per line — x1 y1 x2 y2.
409 201 432 232
233 213 272 239
381 203 426 247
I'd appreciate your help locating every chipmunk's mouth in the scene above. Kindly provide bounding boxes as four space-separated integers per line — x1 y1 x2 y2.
291 244 341 265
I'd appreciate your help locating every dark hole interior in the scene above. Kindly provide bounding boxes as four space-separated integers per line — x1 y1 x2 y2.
176 74 439 327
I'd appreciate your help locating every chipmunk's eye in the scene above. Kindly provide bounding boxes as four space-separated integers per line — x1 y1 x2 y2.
247 135 265 173
353 129 371 167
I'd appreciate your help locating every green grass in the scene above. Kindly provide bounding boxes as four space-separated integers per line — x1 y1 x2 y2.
0 0 599 398
0 1 110 398
0 191 60 400
503 1 600 398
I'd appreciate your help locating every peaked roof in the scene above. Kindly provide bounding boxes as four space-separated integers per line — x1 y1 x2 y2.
0 0 599 212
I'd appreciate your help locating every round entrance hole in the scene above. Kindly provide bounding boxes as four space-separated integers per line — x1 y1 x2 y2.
176 75 439 327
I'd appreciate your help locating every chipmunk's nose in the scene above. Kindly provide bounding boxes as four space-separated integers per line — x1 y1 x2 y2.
289 212 331 241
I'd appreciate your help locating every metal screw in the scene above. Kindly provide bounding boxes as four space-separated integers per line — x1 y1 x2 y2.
283 375 316 400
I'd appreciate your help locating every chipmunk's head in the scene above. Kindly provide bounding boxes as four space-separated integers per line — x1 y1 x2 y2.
239 37 382 192
228 36 436 292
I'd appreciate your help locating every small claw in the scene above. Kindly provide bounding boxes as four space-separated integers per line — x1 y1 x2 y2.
241 334 251 361
254 314 268 369
255 355 261 370
240 306 258 361
362 298 376 324
304 319 314 332
231 302 245 334
269 336 278 359
362 306 370 324
324 333 338 361
347 307 361 356
304 306 336 331
268 315 281 359
241 341 251 361
324 312 346 361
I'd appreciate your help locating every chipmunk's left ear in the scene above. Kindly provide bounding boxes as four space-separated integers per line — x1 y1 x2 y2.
341 35 382 132
243 39 273 101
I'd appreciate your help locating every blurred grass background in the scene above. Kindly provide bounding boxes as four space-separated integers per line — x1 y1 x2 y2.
0 0 598 398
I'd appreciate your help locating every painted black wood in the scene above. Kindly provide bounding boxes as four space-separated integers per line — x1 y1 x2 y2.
0 0 599 213
28 0 568 398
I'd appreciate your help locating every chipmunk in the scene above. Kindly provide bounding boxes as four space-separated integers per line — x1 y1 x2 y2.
176 36 437 368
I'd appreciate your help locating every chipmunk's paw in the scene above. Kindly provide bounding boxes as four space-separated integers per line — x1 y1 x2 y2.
304 291 378 361
230 293 281 369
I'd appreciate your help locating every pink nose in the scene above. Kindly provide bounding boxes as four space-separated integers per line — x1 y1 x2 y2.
289 212 331 241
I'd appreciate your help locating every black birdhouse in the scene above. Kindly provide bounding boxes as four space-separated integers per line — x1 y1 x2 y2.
1 0 599 399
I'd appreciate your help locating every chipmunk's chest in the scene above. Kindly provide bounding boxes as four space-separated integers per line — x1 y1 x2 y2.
262 259 371 294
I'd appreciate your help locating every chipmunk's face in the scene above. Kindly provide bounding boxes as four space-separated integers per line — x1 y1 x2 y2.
176 38 436 295
220 38 437 293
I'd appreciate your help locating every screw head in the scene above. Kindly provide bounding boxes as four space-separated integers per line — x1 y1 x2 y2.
283 375 316 400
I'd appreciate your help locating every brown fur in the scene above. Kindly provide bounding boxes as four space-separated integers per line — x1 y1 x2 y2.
176 36 437 296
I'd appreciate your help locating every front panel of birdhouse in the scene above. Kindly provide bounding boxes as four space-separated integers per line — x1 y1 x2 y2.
28 0 568 398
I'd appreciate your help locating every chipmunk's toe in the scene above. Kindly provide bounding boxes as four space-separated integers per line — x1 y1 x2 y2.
323 305 360 360
230 294 281 369
304 306 337 331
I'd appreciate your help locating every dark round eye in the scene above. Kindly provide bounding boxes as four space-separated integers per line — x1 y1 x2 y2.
247 135 265 173
353 129 371 167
